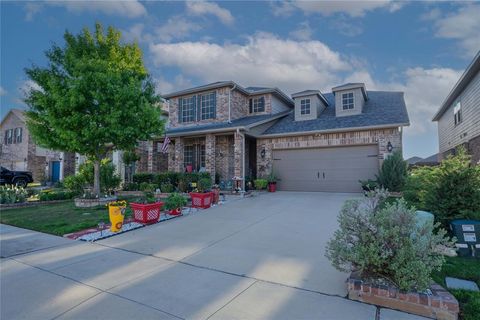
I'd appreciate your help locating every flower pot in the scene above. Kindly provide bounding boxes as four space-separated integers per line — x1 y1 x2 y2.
108 204 126 232
190 192 213 209
268 182 276 192
186 165 193 173
168 208 182 216
130 202 164 224
211 188 220 204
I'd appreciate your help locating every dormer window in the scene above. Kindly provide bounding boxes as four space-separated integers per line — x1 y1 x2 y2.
300 99 311 115
454 101 462 126
342 92 354 110
249 97 265 113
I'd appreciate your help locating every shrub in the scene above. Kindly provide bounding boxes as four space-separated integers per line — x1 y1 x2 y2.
197 178 212 192
122 182 139 191
359 179 379 192
160 182 174 193
38 190 76 201
376 151 408 192
133 173 155 184
403 166 439 211
254 179 268 190
325 189 454 291
164 192 188 210
139 182 156 192
0 186 28 204
63 175 86 195
424 148 480 225
79 159 121 192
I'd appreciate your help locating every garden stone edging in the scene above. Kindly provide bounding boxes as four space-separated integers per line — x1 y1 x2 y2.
347 272 459 320
74 197 117 208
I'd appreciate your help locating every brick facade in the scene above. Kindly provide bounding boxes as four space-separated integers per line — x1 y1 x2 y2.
256 128 402 178
136 140 169 174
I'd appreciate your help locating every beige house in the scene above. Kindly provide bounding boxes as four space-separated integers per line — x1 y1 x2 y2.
0 109 75 183
137 81 409 192
433 51 480 164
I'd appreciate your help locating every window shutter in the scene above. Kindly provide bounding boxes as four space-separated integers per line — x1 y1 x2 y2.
213 92 217 118
249 99 253 113
178 98 183 123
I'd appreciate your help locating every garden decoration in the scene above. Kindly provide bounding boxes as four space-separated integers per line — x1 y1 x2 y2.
232 176 243 192
164 193 187 215
267 171 277 192
108 200 127 232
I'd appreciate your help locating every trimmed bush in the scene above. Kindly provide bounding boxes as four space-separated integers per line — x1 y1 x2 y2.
63 175 86 195
160 182 174 193
254 179 268 190
122 182 139 191
325 189 454 291
376 151 408 192
38 190 76 201
139 182 156 192
133 173 155 184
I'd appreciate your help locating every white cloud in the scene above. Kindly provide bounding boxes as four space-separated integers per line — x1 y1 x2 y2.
432 4 480 57
24 0 146 20
186 1 234 25
149 32 350 94
155 75 193 95
289 21 313 41
272 0 402 17
0 86 6 96
330 18 363 37
155 16 201 42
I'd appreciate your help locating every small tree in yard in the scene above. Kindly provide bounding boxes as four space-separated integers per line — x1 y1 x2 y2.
376 151 408 192
24 23 164 196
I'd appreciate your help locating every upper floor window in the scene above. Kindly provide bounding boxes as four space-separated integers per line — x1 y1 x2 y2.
342 92 354 110
300 99 311 115
249 97 265 113
4 129 13 145
454 101 462 126
14 128 22 144
200 92 216 120
179 96 196 123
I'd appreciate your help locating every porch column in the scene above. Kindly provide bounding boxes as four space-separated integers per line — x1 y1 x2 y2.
234 131 244 189
205 134 216 181
147 140 154 172
172 138 184 172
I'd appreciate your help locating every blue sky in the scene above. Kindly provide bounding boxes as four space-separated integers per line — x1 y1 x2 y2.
1 1 479 159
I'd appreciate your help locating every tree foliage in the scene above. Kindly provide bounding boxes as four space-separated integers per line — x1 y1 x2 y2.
24 23 164 194
376 151 408 192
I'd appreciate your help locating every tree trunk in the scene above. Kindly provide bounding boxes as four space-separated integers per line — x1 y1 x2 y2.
93 160 101 196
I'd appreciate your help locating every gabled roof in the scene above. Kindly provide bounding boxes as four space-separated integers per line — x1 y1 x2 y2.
291 89 329 105
332 83 368 100
162 81 294 106
0 108 26 127
432 51 480 121
262 91 409 136
166 111 289 137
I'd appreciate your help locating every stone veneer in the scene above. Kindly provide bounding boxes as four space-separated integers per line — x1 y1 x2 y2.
348 275 459 320
136 140 169 174
256 128 402 178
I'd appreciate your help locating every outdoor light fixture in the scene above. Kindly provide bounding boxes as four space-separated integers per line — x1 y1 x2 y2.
387 141 393 152
260 147 266 159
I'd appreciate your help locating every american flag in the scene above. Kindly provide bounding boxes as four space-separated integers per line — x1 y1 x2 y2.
161 136 171 153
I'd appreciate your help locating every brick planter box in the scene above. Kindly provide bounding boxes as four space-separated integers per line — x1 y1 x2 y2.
347 273 459 320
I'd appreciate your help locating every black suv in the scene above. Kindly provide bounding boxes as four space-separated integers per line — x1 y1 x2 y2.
0 166 34 187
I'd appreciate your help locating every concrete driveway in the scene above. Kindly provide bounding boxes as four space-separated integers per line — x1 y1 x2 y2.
1 192 427 320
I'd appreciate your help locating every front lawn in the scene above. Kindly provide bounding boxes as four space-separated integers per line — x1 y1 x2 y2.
431 256 480 320
0 198 139 236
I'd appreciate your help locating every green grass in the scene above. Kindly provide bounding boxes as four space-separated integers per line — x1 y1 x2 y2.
431 256 480 320
0 197 141 236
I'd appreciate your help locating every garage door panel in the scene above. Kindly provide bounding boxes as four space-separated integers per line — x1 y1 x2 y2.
273 145 379 192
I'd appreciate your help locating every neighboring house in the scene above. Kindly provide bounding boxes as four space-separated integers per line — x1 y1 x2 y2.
433 51 480 164
147 81 409 192
0 109 75 183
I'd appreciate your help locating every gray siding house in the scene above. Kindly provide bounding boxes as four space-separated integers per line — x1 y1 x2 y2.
433 52 480 164
139 81 410 192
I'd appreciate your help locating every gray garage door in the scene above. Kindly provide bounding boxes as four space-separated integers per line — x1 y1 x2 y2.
272 145 379 192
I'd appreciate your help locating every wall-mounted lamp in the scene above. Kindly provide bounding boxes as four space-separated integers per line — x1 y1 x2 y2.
387 141 393 153
260 147 266 159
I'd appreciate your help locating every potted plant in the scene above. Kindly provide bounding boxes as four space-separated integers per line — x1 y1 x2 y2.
130 191 164 224
108 200 127 232
164 192 187 215
267 171 277 192
190 177 213 208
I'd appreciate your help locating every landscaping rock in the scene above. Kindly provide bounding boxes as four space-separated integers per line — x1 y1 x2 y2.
445 277 479 292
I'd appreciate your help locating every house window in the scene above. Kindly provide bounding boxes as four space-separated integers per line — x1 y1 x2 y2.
300 99 311 115
342 92 354 110
200 92 216 120
183 144 206 171
180 96 196 123
249 97 265 113
454 101 462 126
4 129 13 144
13 128 22 144
184 145 194 167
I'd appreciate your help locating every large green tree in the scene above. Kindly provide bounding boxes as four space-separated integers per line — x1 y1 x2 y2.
24 23 164 195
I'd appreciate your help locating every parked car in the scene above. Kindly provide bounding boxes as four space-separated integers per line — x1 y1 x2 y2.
0 166 33 187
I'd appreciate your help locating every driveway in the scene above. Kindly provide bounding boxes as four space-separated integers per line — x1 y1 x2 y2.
1 192 427 319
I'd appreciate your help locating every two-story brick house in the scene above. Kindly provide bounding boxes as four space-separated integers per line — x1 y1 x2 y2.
159 81 409 192
433 51 480 164
0 109 75 183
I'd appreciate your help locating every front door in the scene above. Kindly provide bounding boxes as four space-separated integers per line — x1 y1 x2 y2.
51 161 61 182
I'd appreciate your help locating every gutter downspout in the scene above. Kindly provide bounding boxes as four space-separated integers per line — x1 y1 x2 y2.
228 84 236 123
236 128 245 191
